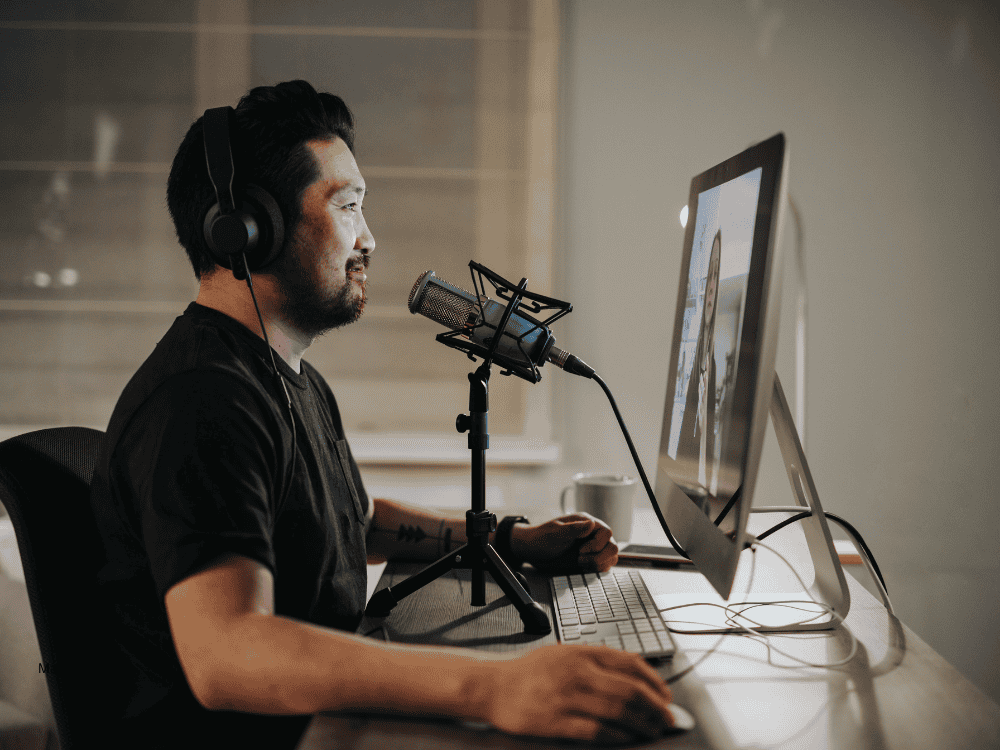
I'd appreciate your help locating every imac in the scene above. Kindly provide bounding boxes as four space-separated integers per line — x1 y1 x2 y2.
647 133 851 629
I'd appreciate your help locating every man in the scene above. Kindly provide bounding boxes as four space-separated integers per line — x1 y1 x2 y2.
89 80 675 749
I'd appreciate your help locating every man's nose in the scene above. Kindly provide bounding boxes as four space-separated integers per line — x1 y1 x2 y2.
356 215 375 255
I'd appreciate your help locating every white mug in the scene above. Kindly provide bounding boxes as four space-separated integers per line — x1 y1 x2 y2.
559 473 638 542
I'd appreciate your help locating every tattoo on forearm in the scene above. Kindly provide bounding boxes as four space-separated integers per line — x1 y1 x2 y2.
396 524 427 543
372 519 452 557
373 520 457 557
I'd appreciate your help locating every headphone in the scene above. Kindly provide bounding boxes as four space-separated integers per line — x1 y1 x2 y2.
201 106 285 279
201 107 298 491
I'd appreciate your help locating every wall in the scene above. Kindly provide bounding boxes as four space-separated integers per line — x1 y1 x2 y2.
556 0 1000 704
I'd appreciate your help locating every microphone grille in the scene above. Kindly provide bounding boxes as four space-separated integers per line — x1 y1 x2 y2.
409 271 479 331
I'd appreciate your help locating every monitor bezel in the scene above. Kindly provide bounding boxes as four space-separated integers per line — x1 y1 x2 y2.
652 133 788 599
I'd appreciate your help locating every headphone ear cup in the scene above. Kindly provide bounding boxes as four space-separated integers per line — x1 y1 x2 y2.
241 183 286 272
202 203 260 280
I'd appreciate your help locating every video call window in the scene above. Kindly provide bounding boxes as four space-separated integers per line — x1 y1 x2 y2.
666 167 762 528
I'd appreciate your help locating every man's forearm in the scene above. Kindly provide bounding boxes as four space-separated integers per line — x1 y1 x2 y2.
366 496 527 563
198 611 499 718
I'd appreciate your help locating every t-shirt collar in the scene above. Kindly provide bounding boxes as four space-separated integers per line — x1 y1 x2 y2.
183 301 309 389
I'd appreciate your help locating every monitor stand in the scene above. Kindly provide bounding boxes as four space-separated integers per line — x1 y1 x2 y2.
658 374 851 634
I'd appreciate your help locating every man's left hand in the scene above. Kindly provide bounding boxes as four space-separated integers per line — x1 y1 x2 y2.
510 514 618 573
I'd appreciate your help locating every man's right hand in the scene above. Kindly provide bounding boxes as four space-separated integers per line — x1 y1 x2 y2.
486 644 676 743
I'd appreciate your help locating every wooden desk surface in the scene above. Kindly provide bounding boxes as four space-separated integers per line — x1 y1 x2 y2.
299 523 1000 750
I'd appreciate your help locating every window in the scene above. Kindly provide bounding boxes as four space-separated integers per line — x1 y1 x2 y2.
0 0 560 463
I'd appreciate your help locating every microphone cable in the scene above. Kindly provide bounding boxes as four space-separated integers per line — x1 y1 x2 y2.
590 372 689 559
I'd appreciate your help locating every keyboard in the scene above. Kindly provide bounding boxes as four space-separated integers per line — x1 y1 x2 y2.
549 569 676 659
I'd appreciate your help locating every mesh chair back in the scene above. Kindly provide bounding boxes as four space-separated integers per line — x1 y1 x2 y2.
0 427 119 749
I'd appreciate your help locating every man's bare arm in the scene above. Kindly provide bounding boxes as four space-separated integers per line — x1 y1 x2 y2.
366 496 619 571
165 554 493 717
365 496 477 563
164 553 675 741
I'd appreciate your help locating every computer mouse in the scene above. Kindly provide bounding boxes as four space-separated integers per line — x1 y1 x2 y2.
667 704 696 732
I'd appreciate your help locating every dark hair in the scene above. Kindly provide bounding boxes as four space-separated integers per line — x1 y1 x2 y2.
166 80 355 278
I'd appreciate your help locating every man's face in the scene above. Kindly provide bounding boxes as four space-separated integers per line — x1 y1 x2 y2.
274 137 375 337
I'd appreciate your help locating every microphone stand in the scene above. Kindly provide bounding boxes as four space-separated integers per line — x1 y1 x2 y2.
365 278 551 634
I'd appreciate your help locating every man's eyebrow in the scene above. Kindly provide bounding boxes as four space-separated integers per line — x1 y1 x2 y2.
331 183 367 198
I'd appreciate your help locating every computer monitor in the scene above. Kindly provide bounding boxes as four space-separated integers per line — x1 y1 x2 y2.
650 133 789 600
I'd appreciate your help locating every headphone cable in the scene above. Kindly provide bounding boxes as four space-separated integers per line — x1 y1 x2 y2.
241 253 297 510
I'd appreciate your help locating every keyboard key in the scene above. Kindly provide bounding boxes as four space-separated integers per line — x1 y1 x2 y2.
622 635 643 653
552 569 675 660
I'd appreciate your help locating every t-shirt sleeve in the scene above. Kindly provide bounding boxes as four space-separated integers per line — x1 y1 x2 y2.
117 369 288 601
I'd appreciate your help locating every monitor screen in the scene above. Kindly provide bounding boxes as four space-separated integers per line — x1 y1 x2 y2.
650 133 788 598
667 166 761 535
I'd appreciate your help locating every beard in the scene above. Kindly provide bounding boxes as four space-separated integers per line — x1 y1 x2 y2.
271 238 368 338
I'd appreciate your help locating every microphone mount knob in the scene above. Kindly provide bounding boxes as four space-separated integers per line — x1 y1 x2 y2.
456 414 471 433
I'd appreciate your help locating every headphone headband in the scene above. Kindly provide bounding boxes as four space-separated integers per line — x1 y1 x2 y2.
203 107 238 215
202 106 285 279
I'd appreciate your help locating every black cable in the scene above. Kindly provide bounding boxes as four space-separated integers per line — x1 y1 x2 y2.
753 511 809 542
243 256 287 402
755 510 888 593
587 367 889 599
585 368 886 599
591 372 689 558
713 484 742 526
824 512 888 594
242 254 297 511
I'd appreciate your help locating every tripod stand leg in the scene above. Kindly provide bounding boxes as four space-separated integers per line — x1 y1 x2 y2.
482 544 551 635
365 545 469 618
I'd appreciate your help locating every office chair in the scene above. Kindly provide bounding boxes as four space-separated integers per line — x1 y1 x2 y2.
0 427 121 749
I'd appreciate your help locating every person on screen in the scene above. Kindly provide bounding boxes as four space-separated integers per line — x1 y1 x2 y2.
87 80 676 750
680 229 722 508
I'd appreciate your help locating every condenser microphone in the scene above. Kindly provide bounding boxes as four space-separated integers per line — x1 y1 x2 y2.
408 270 595 378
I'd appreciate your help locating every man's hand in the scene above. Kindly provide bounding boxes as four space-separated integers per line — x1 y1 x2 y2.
511 513 618 573
486 644 675 742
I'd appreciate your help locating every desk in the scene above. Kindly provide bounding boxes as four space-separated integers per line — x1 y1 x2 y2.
298 522 1000 749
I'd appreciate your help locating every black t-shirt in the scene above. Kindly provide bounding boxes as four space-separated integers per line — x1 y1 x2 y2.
89 303 369 749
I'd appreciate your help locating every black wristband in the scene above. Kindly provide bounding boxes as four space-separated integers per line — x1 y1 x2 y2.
495 515 529 566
